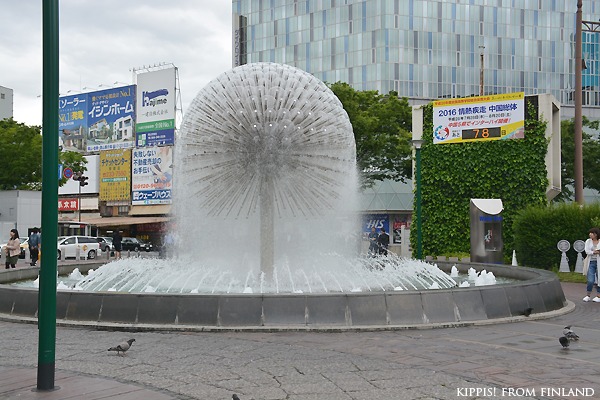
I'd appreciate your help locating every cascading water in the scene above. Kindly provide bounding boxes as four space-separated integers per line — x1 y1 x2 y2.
76 62 457 294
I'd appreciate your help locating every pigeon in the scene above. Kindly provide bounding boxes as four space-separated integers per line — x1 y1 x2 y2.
521 307 533 317
108 338 135 355
563 325 579 341
232 395 240 400
559 336 570 348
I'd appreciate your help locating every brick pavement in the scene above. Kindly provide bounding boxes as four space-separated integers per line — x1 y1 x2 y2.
0 282 598 399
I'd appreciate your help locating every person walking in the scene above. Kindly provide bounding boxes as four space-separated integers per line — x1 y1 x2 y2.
583 227 600 302
112 230 123 259
4 229 21 269
28 227 41 267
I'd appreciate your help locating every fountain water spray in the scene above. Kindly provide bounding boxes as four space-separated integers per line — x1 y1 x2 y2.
77 63 456 293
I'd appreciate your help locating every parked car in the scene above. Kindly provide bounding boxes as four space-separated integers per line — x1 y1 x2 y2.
121 237 153 252
0 238 29 259
96 236 114 253
57 236 101 260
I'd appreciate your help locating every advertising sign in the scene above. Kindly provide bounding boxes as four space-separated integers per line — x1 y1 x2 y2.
58 85 136 153
132 146 173 205
361 214 389 240
86 85 136 152
433 92 525 144
58 198 79 211
135 67 176 147
99 149 131 201
58 94 87 152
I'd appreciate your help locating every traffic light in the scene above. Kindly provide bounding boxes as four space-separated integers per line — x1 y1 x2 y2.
72 171 88 186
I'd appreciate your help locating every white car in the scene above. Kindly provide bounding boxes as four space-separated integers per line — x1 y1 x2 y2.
57 236 101 260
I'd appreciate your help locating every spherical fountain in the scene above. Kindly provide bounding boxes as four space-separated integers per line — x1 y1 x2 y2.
0 63 568 330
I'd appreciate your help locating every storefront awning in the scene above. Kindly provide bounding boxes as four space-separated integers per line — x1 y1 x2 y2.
78 216 171 227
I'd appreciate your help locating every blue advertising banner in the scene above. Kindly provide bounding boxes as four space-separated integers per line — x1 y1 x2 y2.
361 214 389 240
58 85 136 153
58 94 88 152
86 85 136 152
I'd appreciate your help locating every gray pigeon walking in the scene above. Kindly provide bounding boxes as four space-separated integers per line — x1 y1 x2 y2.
232 395 240 400
563 325 579 341
108 338 135 355
559 336 569 348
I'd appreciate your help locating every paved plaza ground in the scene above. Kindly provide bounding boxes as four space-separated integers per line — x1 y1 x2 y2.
0 281 599 399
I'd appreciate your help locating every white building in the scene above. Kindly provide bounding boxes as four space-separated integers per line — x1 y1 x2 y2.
0 86 13 120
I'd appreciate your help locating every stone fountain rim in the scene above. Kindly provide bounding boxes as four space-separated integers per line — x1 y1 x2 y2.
0 260 570 331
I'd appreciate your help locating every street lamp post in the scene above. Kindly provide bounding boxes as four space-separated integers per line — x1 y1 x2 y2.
412 139 424 260
575 0 584 204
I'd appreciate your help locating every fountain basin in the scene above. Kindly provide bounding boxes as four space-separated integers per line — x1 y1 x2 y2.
0 261 568 330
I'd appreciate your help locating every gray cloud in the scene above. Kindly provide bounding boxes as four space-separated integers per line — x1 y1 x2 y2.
0 0 232 125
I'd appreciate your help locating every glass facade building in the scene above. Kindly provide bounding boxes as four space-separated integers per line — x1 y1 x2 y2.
232 0 600 112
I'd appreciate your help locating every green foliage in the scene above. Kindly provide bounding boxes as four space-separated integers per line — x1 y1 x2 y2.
554 116 600 202
0 118 87 190
411 102 548 260
513 202 600 269
328 82 412 188
0 119 43 190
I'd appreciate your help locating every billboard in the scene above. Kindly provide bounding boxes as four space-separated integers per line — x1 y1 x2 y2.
132 146 173 205
58 85 136 153
58 94 88 152
135 67 176 147
361 214 389 240
433 92 525 144
99 149 131 201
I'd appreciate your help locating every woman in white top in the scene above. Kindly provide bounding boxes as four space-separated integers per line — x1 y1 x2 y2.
584 227 600 302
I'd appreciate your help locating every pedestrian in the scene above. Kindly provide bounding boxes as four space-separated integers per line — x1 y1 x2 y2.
112 230 123 259
4 229 21 269
368 227 379 256
583 227 600 302
377 227 390 256
28 227 41 267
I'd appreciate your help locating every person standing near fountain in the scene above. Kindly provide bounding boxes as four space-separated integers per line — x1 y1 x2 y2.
368 227 379 256
28 227 41 267
112 230 123 259
583 227 600 302
377 227 390 256
4 229 21 269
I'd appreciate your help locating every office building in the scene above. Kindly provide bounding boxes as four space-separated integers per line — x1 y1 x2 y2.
232 0 600 118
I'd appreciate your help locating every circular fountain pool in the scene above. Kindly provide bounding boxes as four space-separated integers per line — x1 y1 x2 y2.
0 260 568 330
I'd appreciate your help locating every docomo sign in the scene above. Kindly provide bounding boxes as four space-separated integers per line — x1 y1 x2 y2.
59 198 79 211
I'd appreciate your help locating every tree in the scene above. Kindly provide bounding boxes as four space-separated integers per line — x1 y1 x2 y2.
328 82 413 188
554 117 600 202
0 118 87 190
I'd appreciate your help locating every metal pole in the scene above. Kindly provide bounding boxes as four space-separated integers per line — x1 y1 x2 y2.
78 183 81 223
479 46 485 96
574 0 584 204
37 0 59 391
415 146 423 260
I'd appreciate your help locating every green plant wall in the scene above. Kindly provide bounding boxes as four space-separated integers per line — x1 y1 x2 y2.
410 102 549 260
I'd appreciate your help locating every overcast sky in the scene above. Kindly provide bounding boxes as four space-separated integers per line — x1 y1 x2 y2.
0 0 232 126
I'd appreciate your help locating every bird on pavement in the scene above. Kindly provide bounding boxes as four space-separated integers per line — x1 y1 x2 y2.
521 307 533 317
108 338 135 355
563 325 579 341
232 395 241 400
559 336 570 348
